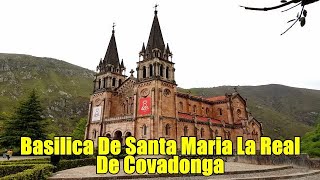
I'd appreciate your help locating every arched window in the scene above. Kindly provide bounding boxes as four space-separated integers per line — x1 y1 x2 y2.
184 126 188 136
105 133 111 138
142 124 147 136
149 64 153 77
103 78 106 88
179 102 183 112
123 104 126 115
165 124 170 136
119 79 122 86
143 66 146 78
130 103 134 114
218 108 223 115
237 109 241 117
206 108 210 116
112 78 116 87
98 79 101 89
200 128 204 138
160 64 163 77
166 67 169 79
193 105 197 114
126 100 129 114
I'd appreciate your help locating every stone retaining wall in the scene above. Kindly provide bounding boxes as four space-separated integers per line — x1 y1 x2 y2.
235 154 320 169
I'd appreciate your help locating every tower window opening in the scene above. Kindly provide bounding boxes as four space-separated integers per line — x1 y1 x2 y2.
160 65 163 77
149 64 153 77
143 66 147 78
112 78 116 87
166 67 169 79
98 79 101 89
119 79 122 86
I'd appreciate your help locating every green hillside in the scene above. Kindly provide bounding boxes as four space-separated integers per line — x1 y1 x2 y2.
0 53 94 135
0 53 319 139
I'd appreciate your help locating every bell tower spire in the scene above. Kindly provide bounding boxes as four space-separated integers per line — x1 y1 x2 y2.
137 6 175 84
94 24 126 92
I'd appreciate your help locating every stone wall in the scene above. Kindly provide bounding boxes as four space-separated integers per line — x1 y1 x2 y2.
235 154 320 169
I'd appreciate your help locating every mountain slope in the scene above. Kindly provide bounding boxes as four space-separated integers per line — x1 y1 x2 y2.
0 53 95 134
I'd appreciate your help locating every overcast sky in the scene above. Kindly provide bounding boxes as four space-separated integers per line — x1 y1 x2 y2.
0 0 319 90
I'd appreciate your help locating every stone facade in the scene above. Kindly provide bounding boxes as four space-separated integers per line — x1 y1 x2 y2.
85 10 262 149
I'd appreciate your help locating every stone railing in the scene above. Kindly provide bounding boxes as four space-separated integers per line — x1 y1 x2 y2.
104 115 133 122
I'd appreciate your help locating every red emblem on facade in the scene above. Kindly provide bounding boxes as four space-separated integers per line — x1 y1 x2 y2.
138 97 151 115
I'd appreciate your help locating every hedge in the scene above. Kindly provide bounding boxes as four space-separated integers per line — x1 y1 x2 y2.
0 165 33 178
56 158 96 171
0 157 95 179
0 164 54 180
0 158 49 165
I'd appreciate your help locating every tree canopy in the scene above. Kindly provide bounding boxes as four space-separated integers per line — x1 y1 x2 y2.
0 90 47 150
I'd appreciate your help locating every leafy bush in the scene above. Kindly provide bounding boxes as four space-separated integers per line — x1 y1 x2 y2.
0 158 49 165
0 164 54 180
0 165 33 177
56 158 96 171
301 124 320 157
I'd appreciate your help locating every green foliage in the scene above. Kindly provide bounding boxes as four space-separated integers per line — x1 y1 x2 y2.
0 164 54 180
0 90 47 150
56 158 96 171
71 118 87 140
0 157 95 179
0 165 33 177
301 124 320 157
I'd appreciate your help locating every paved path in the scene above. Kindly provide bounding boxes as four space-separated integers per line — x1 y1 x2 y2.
49 162 294 179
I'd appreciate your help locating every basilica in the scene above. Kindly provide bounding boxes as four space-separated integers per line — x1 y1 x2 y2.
85 9 262 149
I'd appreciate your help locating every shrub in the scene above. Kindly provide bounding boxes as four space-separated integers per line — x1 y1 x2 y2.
0 165 33 178
0 158 50 165
56 158 96 171
0 164 54 180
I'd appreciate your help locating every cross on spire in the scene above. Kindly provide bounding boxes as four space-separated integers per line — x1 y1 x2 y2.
154 4 159 14
112 22 116 33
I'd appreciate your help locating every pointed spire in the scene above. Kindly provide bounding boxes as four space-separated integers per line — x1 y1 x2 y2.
120 59 125 68
146 9 165 55
165 43 171 54
141 43 146 53
103 25 120 67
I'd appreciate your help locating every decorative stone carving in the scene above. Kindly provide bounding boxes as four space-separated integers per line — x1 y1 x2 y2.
140 88 150 97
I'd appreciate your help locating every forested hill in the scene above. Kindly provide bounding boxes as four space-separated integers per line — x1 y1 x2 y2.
0 53 319 138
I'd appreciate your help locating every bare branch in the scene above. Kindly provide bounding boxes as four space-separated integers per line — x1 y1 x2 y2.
282 2 302 12
240 0 301 11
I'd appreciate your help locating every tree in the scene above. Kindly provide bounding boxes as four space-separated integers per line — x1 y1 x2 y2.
71 117 87 140
301 123 320 157
240 0 319 35
0 90 47 150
